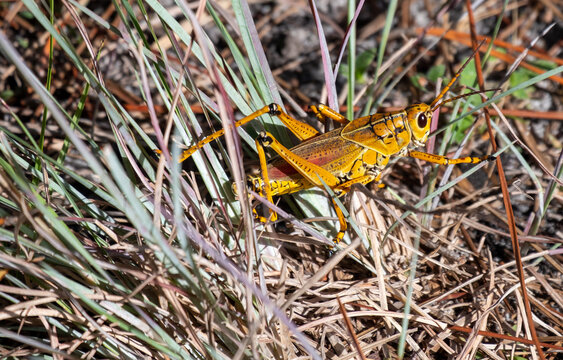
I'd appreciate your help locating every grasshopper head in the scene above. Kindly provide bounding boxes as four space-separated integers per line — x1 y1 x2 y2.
403 42 489 149
405 103 432 146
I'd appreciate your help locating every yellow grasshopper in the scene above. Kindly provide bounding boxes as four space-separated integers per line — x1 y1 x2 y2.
174 48 494 244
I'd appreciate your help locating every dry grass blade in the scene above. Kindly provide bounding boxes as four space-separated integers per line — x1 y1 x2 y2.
449 325 563 351
337 296 368 360
308 0 338 109
466 1 546 358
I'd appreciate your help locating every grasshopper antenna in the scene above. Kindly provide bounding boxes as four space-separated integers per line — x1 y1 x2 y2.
430 39 487 111
432 88 500 111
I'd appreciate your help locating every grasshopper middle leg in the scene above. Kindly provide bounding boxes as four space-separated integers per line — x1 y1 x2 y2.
309 104 349 125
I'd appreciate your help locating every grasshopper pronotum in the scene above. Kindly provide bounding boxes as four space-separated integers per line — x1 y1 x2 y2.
173 45 495 245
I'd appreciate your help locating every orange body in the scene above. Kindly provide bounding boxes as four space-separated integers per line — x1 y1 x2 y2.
171 43 493 244
249 107 428 196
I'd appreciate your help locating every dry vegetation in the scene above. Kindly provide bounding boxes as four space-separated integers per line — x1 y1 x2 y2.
0 0 562 359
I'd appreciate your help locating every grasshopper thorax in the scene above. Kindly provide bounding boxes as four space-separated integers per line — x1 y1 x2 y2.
405 103 432 147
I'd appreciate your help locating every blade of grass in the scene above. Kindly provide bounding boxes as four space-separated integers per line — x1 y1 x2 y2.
345 0 362 120
530 151 563 236
308 0 338 110
375 0 397 82
231 0 290 143
232 0 282 107
35 0 55 184
364 0 398 115
332 0 365 78
0 327 76 359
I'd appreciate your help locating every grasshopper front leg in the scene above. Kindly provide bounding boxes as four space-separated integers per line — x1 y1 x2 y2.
408 150 495 165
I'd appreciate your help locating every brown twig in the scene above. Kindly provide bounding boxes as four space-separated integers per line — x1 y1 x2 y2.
466 2 546 358
418 27 563 86
337 297 368 360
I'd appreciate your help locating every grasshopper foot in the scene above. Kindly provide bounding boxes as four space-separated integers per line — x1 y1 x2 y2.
333 231 345 246
328 231 345 255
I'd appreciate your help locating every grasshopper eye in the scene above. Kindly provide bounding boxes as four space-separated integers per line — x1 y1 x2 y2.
417 113 428 128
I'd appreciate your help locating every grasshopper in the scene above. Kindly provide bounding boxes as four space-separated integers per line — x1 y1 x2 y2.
173 47 494 244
